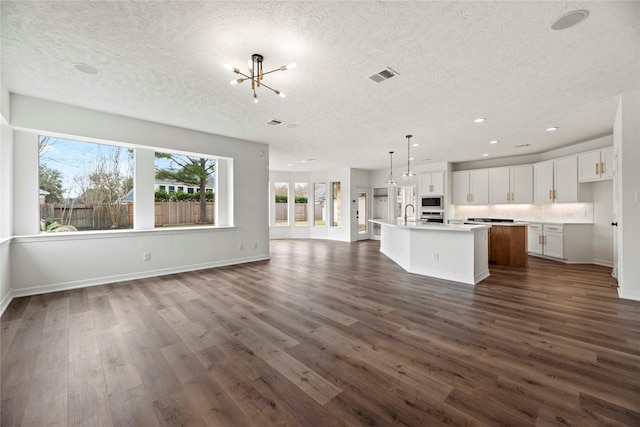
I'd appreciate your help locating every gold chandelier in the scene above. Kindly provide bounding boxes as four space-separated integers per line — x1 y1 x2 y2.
225 53 296 103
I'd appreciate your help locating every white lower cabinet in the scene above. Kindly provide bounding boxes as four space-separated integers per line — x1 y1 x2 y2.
542 226 564 259
527 223 592 263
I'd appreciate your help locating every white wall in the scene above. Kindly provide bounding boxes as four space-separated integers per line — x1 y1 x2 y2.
615 91 640 301
0 80 12 313
7 94 270 300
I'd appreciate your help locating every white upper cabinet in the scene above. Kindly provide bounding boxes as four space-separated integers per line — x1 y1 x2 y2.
578 147 614 182
489 165 533 204
419 171 444 195
452 169 489 205
534 155 579 203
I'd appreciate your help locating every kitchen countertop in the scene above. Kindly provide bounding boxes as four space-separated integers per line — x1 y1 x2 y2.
450 219 594 226
371 219 490 232
463 221 529 227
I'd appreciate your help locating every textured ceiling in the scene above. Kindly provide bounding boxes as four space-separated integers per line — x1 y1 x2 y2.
1 1 639 172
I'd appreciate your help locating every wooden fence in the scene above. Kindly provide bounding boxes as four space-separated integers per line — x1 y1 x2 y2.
40 202 215 230
275 203 310 222
40 204 129 230
151 202 214 226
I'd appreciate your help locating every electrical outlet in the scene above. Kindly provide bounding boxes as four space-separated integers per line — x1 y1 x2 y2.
433 252 439 261
252 242 257 249
143 252 151 261
238 243 244 251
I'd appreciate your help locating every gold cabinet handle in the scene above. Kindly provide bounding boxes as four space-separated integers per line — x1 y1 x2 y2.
470 193 473 202
507 192 510 201
600 162 604 175
511 192 514 201
596 163 599 174
549 189 553 200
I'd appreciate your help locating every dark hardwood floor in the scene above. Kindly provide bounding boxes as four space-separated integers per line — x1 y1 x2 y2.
1 239 639 426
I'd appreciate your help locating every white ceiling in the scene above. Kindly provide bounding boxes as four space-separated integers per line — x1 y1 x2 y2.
1 1 639 172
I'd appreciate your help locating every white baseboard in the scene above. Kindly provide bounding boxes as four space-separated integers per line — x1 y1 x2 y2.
2 255 270 315
618 288 640 301
0 288 14 317
592 259 614 268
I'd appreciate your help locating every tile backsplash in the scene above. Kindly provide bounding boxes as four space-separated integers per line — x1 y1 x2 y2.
452 203 594 223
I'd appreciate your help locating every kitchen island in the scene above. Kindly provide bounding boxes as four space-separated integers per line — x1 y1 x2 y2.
369 219 491 285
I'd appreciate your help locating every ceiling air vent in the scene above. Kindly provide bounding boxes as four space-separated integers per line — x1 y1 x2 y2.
266 119 284 127
368 67 399 83
515 144 531 148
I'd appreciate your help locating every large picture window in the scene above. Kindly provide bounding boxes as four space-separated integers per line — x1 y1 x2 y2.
38 136 133 232
154 152 216 227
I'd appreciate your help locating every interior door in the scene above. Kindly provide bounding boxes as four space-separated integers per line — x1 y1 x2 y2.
356 188 369 240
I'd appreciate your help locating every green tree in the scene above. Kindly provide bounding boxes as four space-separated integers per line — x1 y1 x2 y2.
155 154 215 223
38 136 65 203
39 164 64 203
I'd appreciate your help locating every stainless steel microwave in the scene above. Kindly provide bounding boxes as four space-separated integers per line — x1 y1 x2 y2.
421 196 443 209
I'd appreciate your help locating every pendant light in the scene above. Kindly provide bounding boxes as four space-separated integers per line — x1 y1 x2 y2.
401 135 416 179
385 151 397 186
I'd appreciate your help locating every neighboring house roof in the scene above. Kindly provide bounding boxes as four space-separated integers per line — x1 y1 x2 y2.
123 189 134 202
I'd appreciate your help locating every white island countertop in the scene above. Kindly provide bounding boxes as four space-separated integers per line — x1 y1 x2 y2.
369 219 490 285
370 219 490 231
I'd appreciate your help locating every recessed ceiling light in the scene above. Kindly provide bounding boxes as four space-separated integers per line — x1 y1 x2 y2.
489 140 498 144
474 118 486 123
551 10 589 31
482 153 489 157
301 160 306 163
546 127 559 132
73 63 99 75
287 163 292 166
412 143 419 147
409 157 415 161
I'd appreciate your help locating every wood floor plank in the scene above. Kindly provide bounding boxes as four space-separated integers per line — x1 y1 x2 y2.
109 384 160 427
124 329 183 402
21 392 68 427
233 328 342 406
68 354 114 427
97 325 143 395
1 239 638 426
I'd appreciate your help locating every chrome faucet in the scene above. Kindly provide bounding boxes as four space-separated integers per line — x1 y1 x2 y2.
403 203 415 225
